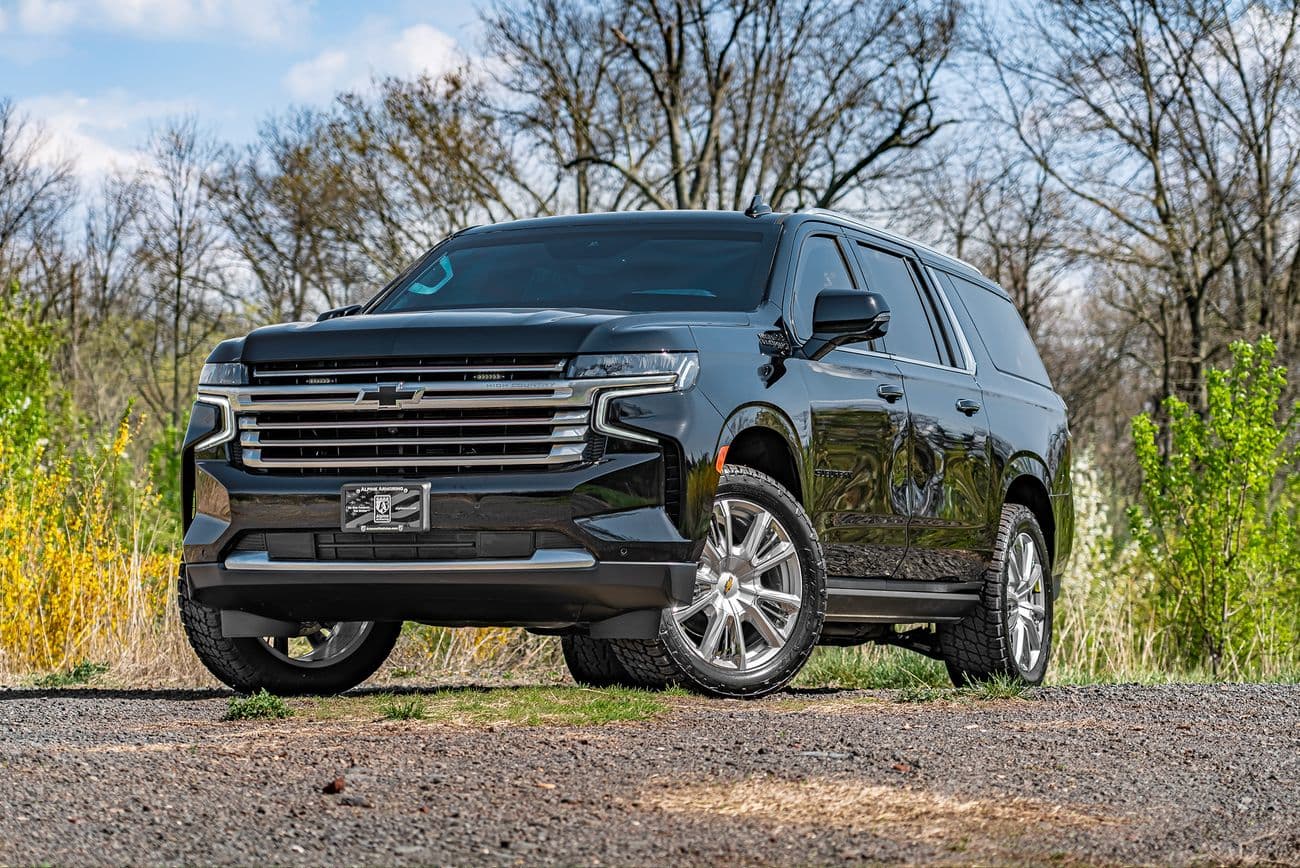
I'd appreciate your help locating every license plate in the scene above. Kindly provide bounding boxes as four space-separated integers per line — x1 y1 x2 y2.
340 483 430 533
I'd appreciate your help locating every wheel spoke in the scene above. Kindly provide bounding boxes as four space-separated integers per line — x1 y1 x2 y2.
715 500 735 554
697 606 727 661
729 608 747 670
703 537 724 566
1023 602 1046 621
754 587 800 612
674 592 715 623
739 510 771 560
740 541 797 580
740 598 785 649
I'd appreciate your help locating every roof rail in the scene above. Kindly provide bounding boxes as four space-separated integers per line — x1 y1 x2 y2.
802 208 982 275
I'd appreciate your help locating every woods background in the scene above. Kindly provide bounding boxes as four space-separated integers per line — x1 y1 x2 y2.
1 0 1297 684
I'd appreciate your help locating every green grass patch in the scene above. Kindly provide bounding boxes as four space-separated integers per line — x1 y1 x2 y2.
895 683 954 703
795 646 950 690
32 661 109 688
964 673 1028 700
308 685 669 727
377 694 427 720
224 689 294 721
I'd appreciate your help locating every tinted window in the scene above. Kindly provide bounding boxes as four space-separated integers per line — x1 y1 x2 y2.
852 244 942 365
375 226 779 314
793 235 855 331
947 273 1051 386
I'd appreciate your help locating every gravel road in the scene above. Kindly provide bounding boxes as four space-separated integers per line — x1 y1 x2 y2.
1 683 1297 865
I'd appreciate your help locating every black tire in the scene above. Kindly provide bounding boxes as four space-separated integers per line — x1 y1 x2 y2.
938 504 1053 687
560 635 641 687
178 581 401 695
611 464 827 699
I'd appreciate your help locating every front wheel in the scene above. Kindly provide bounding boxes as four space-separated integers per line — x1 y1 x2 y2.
938 504 1053 687
612 465 827 699
179 584 401 695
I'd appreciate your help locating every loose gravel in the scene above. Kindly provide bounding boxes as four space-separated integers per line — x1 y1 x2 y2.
1 683 1297 865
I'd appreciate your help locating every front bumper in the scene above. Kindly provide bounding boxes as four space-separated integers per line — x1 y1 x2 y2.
186 549 696 631
181 450 703 633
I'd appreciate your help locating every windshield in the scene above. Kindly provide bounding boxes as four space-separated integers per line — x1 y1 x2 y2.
373 224 780 314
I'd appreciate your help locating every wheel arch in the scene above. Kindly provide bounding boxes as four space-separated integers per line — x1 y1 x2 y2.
717 405 805 507
1001 459 1055 572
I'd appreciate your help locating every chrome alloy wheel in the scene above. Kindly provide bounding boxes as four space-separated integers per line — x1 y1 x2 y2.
1006 532 1047 673
669 496 803 673
261 622 375 668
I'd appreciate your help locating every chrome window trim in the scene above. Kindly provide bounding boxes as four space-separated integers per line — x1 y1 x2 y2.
836 346 975 376
922 265 978 376
802 208 983 275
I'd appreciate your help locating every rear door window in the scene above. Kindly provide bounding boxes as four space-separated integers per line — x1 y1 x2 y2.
944 273 1052 386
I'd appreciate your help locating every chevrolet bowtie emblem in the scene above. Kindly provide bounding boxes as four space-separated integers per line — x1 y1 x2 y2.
357 383 423 408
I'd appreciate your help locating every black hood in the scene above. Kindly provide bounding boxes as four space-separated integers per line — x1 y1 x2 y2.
209 308 742 364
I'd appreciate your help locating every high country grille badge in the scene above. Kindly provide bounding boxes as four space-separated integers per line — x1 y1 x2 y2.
356 383 424 408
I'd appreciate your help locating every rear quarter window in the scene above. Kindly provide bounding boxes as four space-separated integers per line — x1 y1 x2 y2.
944 273 1051 387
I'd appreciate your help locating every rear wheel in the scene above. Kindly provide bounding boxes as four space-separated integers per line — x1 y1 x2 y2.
179 583 401 695
560 635 639 687
938 504 1053 686
612 465 826 698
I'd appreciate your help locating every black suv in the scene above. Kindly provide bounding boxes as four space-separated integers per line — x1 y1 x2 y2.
180 207 1073 698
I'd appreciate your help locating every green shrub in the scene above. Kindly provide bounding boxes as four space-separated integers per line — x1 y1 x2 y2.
1130 336 1300 676
33 661 109 687
224 689 293 721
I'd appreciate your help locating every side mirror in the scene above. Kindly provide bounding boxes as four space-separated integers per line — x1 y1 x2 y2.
804 289 890 360
316 304 363 322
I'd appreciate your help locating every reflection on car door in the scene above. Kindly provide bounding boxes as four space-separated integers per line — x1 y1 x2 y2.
847 238 995 583
790 231 911 578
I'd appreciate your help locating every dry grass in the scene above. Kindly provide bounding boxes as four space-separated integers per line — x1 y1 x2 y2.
302 685 672 727
645 777 1111 862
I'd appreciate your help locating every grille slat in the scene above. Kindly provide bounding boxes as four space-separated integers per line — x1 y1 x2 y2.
234 356 589 473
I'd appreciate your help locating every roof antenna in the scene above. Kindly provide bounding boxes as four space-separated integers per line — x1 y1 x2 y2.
744 194 772 218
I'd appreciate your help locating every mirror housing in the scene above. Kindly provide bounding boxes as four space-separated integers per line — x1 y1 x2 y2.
316 304 363 322
804 289 890 360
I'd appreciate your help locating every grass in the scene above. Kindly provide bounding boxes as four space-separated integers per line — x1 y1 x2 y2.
795 646 951 690
966 674 1029 700
31 660 109 688
224 689 294 721
377 694 427 720
309 685 670 727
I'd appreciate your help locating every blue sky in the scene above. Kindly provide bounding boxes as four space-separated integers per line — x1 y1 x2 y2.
0 0 485 179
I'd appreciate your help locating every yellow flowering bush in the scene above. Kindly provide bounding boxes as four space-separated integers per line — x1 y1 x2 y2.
0 418 180 676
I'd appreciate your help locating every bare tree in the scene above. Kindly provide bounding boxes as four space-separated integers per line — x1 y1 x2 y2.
982 0 1300 414
0 99 77 290
326 73 545 279
135 118 231 428
207 109 359 321
486 0 960 212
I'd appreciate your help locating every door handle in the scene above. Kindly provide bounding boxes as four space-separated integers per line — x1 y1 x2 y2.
956 398 982 416
877 384 905 403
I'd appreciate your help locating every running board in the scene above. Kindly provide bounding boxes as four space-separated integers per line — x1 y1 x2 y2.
825 578 981 624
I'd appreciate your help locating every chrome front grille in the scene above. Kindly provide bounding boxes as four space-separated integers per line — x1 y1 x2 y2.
199 356 678 474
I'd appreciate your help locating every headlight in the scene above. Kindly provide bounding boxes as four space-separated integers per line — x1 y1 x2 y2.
199 363 247 387
568 352 698 390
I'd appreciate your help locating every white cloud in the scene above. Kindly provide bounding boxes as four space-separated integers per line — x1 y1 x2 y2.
18 90 195 181
10 0 310 43
283 21 461 102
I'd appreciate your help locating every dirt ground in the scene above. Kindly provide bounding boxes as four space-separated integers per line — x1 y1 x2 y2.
1 683 1297 865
